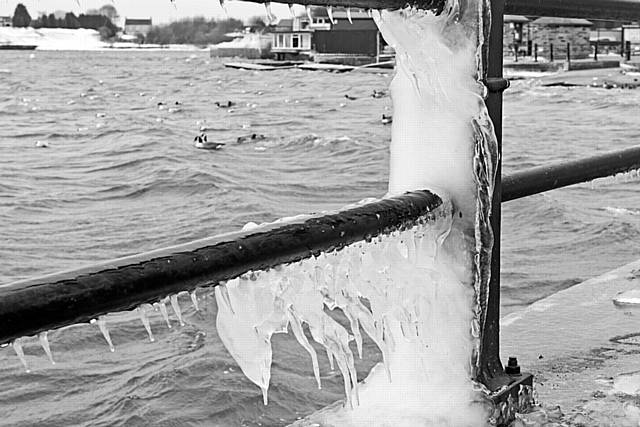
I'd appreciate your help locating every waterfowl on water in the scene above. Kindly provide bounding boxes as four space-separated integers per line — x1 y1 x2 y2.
236 133 266 144
35 140 49 148
381 114 392 125
344 94 357 101
194 133 225 150
214 101 235 108
372 89 387 98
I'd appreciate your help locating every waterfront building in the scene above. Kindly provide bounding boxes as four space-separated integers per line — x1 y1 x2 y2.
124 18 152 38
270 8 383 64
529 17 593 59
270 16 313 60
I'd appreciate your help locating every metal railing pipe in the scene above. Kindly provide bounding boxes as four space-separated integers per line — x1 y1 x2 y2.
239 0 640 21
0 190 443 345
502 145 640 202
504 0 640 21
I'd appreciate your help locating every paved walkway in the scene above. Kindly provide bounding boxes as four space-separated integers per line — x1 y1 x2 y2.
501 259 640 425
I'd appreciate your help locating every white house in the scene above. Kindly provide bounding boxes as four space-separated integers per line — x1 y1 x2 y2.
270 17 313 60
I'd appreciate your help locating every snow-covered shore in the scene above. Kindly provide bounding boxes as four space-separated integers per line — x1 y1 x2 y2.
0 27 106 50
0 27 206 51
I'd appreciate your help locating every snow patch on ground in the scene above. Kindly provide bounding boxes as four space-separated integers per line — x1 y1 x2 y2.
0 27 106 50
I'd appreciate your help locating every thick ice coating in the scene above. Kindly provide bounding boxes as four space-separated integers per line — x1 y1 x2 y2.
216 1 498 425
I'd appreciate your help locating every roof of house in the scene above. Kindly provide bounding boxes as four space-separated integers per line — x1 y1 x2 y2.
532 17 593 26
275 18 293 28
125 18 152 26
332 9 371 20
504 15 530 24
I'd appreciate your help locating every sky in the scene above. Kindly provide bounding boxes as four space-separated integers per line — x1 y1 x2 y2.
0 0 293 24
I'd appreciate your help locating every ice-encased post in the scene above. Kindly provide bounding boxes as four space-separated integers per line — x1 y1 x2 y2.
479 0 517 392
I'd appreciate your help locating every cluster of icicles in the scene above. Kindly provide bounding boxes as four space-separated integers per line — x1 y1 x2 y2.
214 205 458 407
5 204 453 403
174 0 382 27
7 290 201 373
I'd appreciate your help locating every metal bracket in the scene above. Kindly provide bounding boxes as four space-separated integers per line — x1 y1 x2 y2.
484 77 510 93
490 372 535 426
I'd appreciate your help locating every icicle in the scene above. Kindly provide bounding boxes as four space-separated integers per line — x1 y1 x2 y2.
326 6 335 25
288 309 322 389
137 305 155 342
217 285 234 314
344 309 363 358
219 0 229 17
261 385 269 405
38 332 55 364
346 7 353 24
170 294 185 326
12 338 29 372
97 316 115 352
190 290 200 311
326 346 335 370
288 3 295 18
157 299 172 328
264 2 276 25
305 4 313 24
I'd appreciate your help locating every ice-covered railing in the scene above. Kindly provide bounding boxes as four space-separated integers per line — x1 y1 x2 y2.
2 145 639 358
0 190 443 346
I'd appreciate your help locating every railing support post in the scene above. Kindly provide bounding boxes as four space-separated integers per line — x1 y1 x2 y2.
479 0 510 392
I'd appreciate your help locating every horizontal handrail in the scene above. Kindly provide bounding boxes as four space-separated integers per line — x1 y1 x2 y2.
0 191 443 344
502 144 640 202
504 0 640 21
240 0 640 21
2 145 639 344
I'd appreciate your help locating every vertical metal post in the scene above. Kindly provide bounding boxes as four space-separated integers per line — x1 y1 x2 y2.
534 43 538 62
550 42 554 61
566 42 571 68
479 0 510 391
626 40 632 61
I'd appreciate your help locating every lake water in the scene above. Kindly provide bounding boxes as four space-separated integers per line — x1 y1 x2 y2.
0 50 639 426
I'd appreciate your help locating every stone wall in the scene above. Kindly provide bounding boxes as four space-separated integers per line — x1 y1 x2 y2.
530 25 592 60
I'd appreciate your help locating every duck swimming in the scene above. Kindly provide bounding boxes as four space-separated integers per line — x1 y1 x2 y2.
194 133 225 150
214 101 235 108
236 133 266 144
344 94 357 101
35 140 49 148
381 114 393 125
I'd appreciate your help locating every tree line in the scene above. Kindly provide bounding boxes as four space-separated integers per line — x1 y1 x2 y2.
145 17 247 46
10 2 267 45
11 3 118 39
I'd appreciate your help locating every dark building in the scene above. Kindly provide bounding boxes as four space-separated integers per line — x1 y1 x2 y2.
313 10 378 56
311 9 383 65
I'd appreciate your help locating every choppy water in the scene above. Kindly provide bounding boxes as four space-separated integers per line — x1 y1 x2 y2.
0 51 639 426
